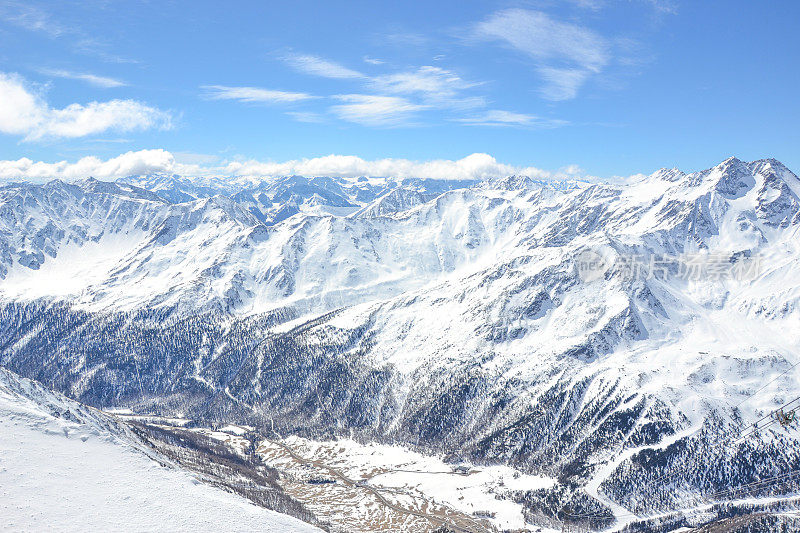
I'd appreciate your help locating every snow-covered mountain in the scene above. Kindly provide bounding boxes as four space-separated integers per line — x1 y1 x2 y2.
1 157 799 530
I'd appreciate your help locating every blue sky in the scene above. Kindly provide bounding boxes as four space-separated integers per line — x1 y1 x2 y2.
0 0 798 180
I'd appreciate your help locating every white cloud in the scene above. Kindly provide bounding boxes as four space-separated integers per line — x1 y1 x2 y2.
329 94 427 127
202 85 316 103
283 54 364 79
0 150 582 182
363 56 384 65
474 9 609 100
0 72 171 141
455 110 567 128
41 101 171 140
202 67 511 127
476 9 608 71
267 51 559 126
559 164 583 175
0 149 176 181
0 73 42 136
370 66 483 109
39 68 126 88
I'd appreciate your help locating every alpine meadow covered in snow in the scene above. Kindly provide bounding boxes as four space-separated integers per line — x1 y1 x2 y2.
1 1 800 532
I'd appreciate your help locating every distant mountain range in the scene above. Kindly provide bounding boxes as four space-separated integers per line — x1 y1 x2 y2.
1 158 799 530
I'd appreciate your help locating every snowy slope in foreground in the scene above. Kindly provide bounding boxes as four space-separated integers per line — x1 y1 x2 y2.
0 368 320 533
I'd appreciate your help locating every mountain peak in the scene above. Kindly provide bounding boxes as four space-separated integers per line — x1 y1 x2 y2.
710 156 754 198
719 155 744 166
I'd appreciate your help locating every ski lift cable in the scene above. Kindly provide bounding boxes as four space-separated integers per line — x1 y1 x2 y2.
651 470 800 521
563 468 800 522
636 400 799 501
709 395 800 452
642 466 800 518
703 469 800 500
713 471 800 501
565 397 800 522
744 395 800 429
732 359 800 409
733 419 778 445
561 370 800 521
731 397 800 445
706 468 799 500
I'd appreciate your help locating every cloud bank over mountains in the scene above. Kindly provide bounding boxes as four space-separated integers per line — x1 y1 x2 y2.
0 149 585 182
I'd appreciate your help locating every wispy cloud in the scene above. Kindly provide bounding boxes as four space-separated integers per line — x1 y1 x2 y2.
639 0 678 14
475 9 608 71
330 94 427 127
567 0 606 11
370 66 485 110
535 67 592 101
0 72 171 141
454 110 567 128
474 8 609 101
371 66 480 101
363 56 384 65
220 52 560 129
568 0 677 14
283 54 364 79
285 111 326 123
39 68 126 88
380 32 429 48
0 1 67 38
202 85 316 103
0 2 138 64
